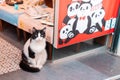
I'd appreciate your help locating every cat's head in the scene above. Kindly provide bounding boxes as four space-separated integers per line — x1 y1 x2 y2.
30 27 46 41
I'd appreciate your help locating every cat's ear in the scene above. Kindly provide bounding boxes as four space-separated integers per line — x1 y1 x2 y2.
32 27 37 33
29 27 36 34
42 27 46 32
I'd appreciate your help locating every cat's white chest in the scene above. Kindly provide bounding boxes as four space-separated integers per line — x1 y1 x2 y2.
30 40 45 53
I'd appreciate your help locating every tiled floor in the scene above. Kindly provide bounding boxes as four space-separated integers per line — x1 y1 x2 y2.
0 23 120 80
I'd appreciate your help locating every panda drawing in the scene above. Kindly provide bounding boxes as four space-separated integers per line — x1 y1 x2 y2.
63 1 80 24
76 2 92 34
59 18 78 44
59 0 106 45
84 8 105 34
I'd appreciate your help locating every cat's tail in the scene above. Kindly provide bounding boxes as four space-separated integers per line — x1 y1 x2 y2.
19 60 40 72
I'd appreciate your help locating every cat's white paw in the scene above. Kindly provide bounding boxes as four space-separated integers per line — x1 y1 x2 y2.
29 64 36 68
38 65 43 69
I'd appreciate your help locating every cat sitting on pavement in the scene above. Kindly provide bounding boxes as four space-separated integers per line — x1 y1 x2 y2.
19 27 47 72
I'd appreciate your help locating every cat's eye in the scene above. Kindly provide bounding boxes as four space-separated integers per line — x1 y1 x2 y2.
35 34 38 37
41 35 44 37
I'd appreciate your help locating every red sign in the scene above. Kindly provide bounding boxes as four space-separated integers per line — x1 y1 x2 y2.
54 0 119 48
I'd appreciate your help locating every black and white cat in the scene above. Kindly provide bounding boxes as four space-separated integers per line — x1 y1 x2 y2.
19 27 47 72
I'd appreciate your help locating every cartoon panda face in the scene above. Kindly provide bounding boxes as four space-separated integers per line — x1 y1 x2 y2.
60 18 76 39
91 9 105 22
90 0 103 6
67 2 80 17
60 25 72 39
77 3 92 17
